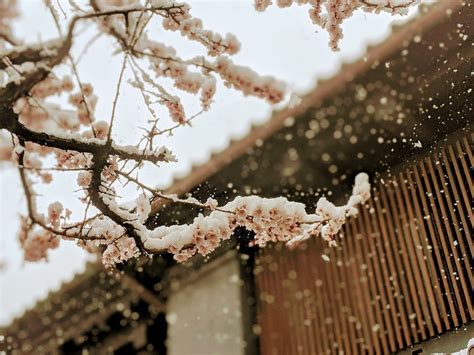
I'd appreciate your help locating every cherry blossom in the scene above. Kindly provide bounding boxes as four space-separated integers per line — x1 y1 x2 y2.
77 171 92 188
40 173 370 266
0 0 401 268
254 0 418 50
47 201 63 227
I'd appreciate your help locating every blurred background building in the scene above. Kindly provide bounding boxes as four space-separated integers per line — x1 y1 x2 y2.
1 0 472 353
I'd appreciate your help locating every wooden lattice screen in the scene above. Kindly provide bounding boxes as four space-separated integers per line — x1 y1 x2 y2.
255 134 473 354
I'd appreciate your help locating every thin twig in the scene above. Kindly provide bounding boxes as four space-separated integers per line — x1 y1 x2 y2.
106 53 128 143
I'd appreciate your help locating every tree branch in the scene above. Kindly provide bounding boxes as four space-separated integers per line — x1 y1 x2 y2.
1 108 174 164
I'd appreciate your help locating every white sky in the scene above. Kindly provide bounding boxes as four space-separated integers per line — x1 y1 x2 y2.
0 0 419 325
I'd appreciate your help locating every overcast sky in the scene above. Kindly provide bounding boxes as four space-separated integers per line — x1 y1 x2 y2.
0 0 419 325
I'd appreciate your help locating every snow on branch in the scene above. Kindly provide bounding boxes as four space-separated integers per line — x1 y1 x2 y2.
254 0 419 50
28 172 371 267
141 172 371 263
0 0 390 268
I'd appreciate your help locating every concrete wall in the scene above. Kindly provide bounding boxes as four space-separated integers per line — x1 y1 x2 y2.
167 251 245 355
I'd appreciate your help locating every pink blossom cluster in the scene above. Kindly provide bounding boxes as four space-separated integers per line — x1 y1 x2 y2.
94 0 227 120
19 228 60 262
0 134 55 182
97 0 139 8
21 172 369 267
89 0 287 128
12 76 74 131
136 193 152 223
47 201 64 227
13 99 53 131
200 77 217 110
0 133 14 162
126 41 199 120
55 150 90 170
68 83 98 126
12 73 98 136
91 121 110 140
254 0 418 50
0 0 18 45
289 172 371 247
11 139 58 183
102 158 119 183
163 98 186 124
24 142 53 157
213 57 285 104
77 171 93 188
161 3 240 57
18 202 65 262
56 111 81 132
142 197 308 262
146 47 285 107
31 75 73 98
142 173 370 263
4 0 386 270
102 237 140 267
133 38 219 118
63 216 140 267
126 1 284 121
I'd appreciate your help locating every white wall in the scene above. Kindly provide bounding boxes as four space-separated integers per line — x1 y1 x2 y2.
167 251 245 355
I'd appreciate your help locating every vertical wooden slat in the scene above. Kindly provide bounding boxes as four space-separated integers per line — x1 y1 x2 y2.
292 250 315 354
336 239 359 354
459 139 474 199
399 172 442 333
393 176 436 338
378 185 416 345
304 249 321 355
274 253 288 355
307 243 331 354
333 250 351 354
256 255 271 355
345 219 375 352
373 193 411 347
385 181 428 339
282 253 301 354
340 226 369 352
254 257 273 354
321 249 341 354
405 169 450 330
299 247 323 355
293 250 316 355
259 255 273 355
268 254 284 355
348 218 382 353
429 154 473 317
318 251 341 354
414 163 461 327
356 203 392 353
426 158 470 323
367 197 405 349
267 251 286 355
438 149 473 294
448 145 474 231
